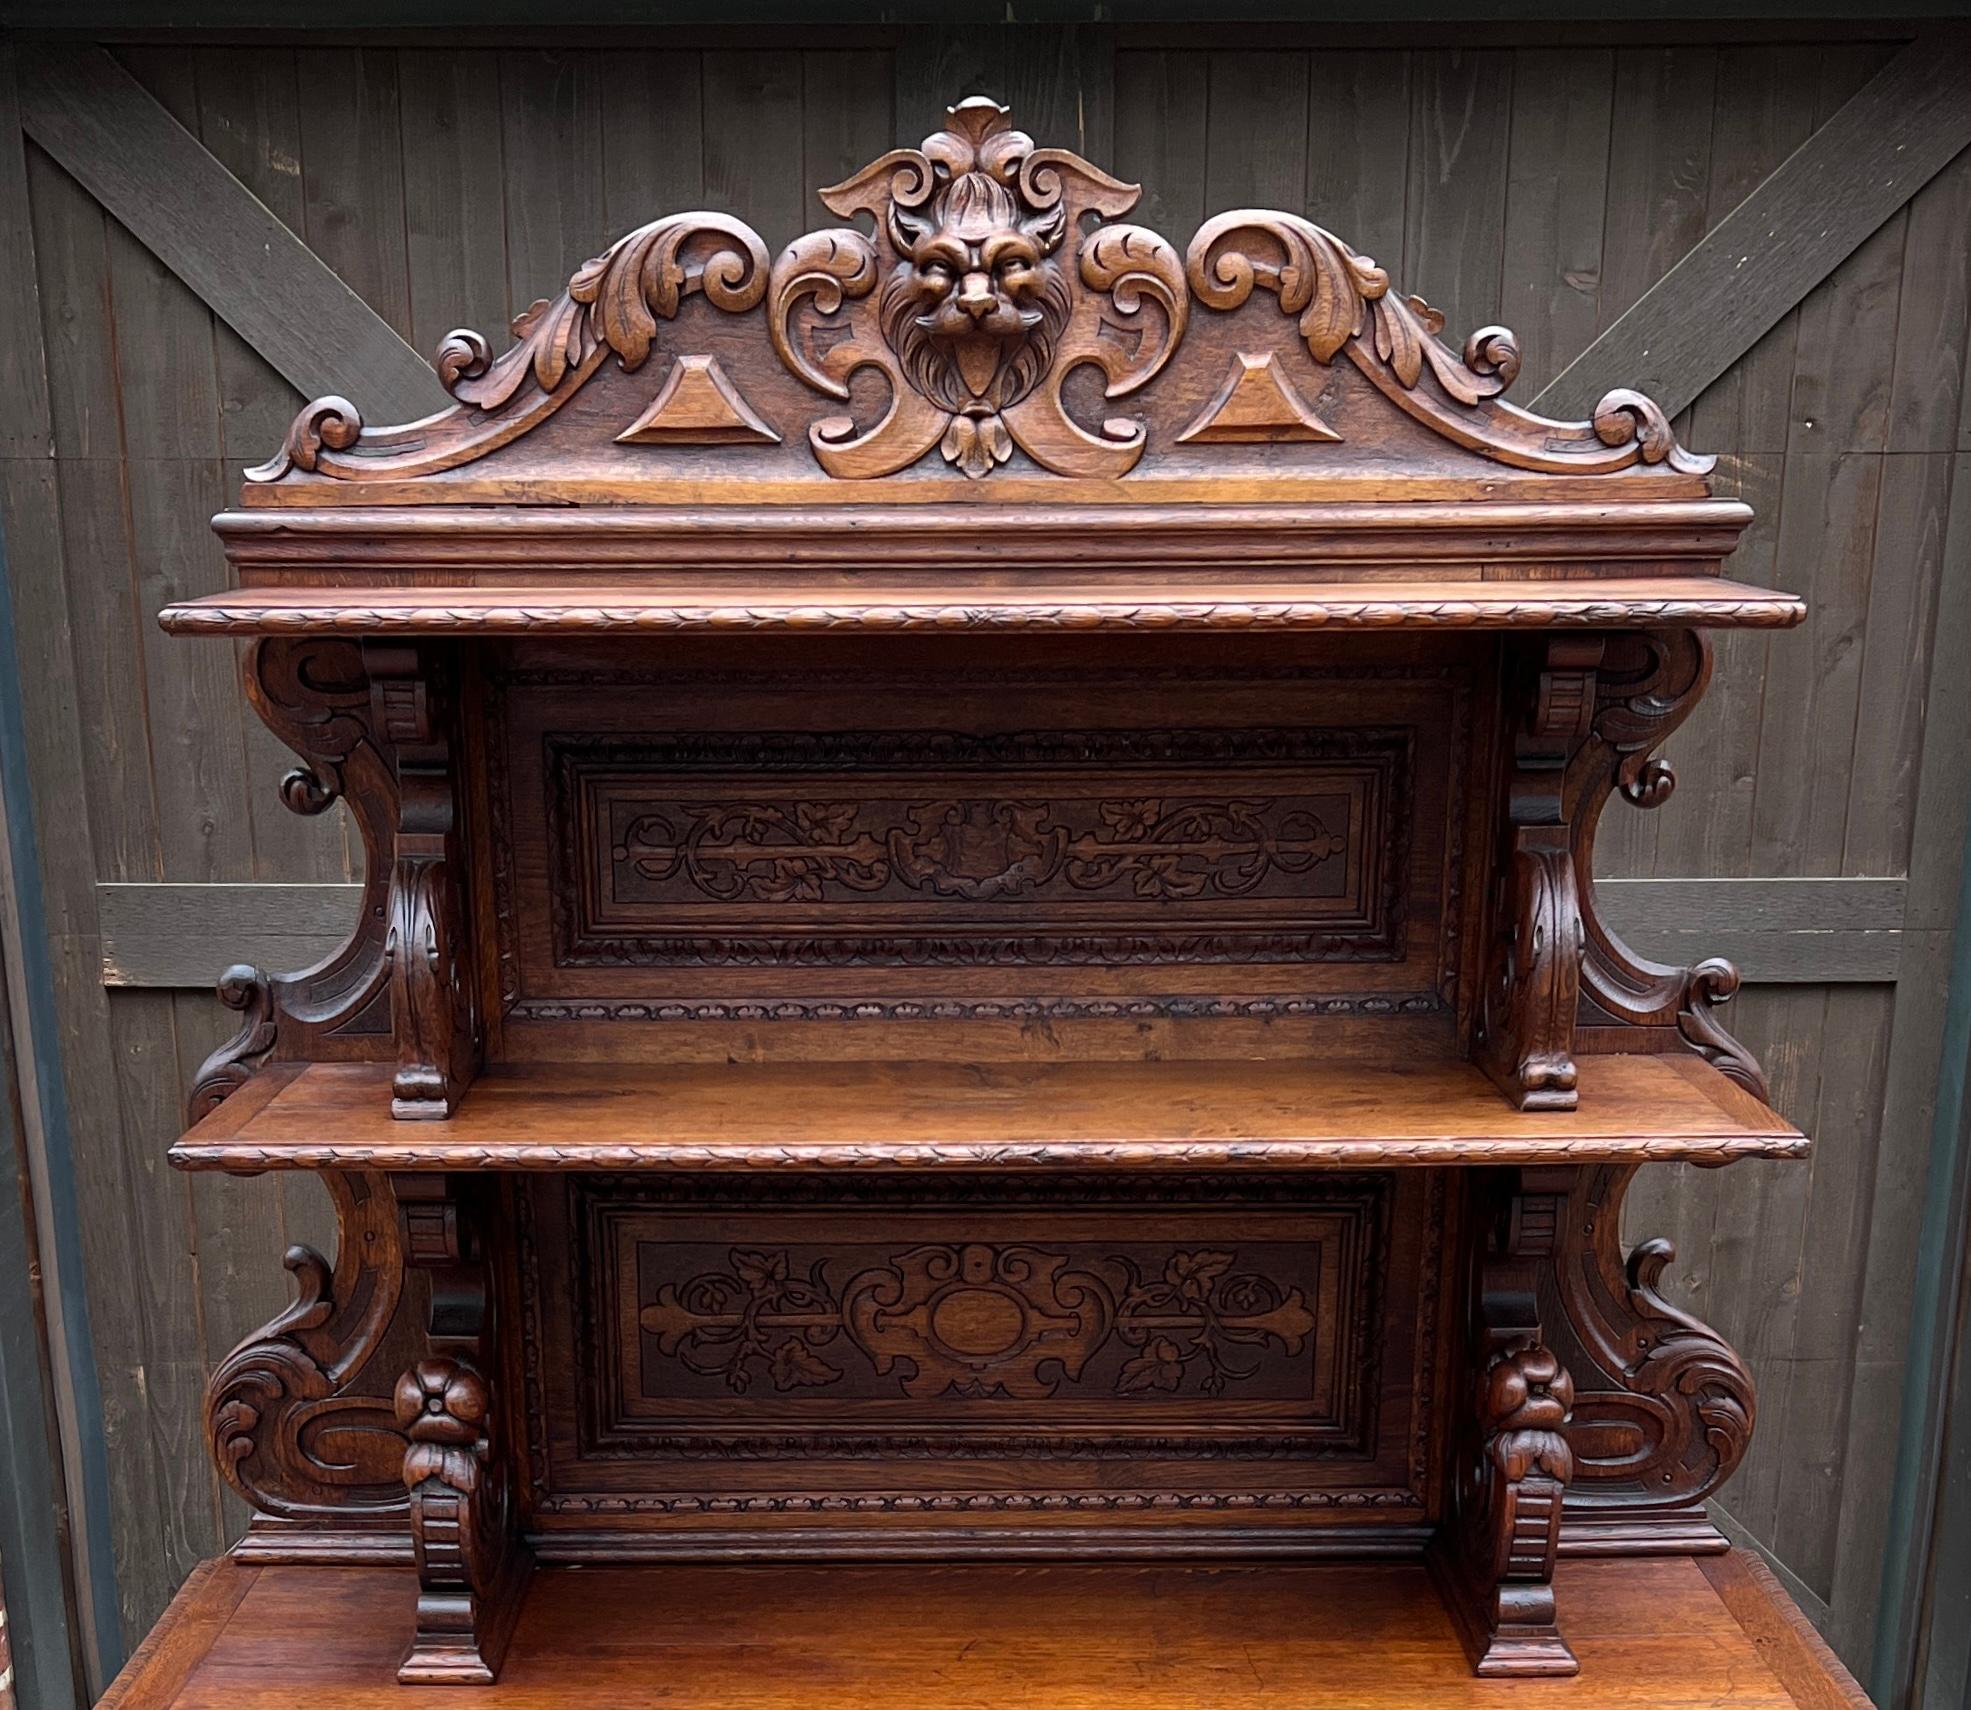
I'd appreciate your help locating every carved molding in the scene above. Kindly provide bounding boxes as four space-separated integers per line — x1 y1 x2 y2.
240 95 1716 491
203 1171 408 1526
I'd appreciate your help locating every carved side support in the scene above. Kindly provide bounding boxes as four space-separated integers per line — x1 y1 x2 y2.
393 1175 529 1684
1573 630 1768 1098
186 639 399 1120
365 645 484 1119
1550 1163 1757 1553
1476 638 1596 1110
1432 1168 1579 1677
203 1171 411 1544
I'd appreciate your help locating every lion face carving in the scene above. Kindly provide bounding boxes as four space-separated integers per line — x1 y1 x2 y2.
880 164 1073 431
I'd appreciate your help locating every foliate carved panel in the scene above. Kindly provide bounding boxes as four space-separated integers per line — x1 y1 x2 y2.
514 1174 1446 1532
549 726 1407 970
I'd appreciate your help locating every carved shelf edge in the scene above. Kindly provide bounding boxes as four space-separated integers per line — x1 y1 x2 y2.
169 1057 1805 1175
159 577 1806 639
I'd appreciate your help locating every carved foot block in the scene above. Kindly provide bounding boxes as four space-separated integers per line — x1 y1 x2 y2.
1429 1531 1579 1678
399 1547 533 1685
396 1357 530 1685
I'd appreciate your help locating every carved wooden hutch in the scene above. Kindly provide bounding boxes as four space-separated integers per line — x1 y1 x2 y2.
111 99 1857 1710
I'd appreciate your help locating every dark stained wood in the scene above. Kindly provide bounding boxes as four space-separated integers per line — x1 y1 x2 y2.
95 1553 1870 1710
1535 35 1971 419
14 43 444 421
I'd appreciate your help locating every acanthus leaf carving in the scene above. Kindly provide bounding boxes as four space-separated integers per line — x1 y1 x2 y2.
1184 210 1713 477
252 212 771 484
769 97 1186 480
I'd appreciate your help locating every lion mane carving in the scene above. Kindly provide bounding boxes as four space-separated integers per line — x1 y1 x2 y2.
768 97 1190 481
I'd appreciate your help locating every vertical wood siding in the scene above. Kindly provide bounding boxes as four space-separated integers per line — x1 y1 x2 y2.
2 27 1965 1684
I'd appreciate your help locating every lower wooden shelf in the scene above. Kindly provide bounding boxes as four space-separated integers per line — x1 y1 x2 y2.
104 1552 1865 1710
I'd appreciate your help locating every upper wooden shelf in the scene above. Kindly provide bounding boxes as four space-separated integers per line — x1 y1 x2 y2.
159 574 1803 638
172 1053 1804 1172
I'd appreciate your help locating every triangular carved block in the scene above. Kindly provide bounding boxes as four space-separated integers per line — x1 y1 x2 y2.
1178 351 1342 445
617 354 781 446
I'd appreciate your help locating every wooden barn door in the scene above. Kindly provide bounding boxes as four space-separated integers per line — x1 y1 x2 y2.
0 24 1968 1710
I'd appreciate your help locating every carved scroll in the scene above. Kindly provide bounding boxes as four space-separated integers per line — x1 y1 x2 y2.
1552 1163 1756 1551
204 1172 409 1533
393 1176 530 1684
365 645 482 1119
249 213 771 484
1476 639 1599 1109
186 640 397 1123
1433 1170 1578 1677
1572 631 1767 1098
1185 210 1710 476
768 97 1187 480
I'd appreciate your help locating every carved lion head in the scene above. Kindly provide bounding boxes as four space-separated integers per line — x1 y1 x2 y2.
877 108 1074 417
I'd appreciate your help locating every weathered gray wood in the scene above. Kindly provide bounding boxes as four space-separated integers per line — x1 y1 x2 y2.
15 42 442 423
94 877 1910 989
1536 36 1971 420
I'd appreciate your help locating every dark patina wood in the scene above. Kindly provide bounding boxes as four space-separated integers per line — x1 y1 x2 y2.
152 95 1805 1689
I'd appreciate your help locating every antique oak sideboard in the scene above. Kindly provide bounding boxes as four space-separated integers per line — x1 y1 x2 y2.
116 97 1850 1709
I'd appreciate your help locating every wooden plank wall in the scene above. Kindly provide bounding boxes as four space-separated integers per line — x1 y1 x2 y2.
2 22 1965 1693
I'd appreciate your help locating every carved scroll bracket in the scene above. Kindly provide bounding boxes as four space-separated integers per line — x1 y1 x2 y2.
393 1175 530 1684
364 645 483 1120
188 639 399 1125
1551 1163 1755 1551
204 1171 410 1535
1432 1169 1579 1678
1571 631 1767 1100
1476 639 1599 1110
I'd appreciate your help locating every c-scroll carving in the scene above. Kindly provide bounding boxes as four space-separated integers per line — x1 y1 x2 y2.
768 97 1187 480
1185 211 1708 477
186 639 398 1125
203 1171 409 1530
1552 1163 1755 1549
365 645 482 1120
249 213 770 484
1573 630 1767 1099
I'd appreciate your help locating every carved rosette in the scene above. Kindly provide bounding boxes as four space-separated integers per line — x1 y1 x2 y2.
396 1357 508 1593
1185 210 1708 476
203 1172 408 1528
250 212 771 484
1466 1343 1575 1586
768 98 1188 479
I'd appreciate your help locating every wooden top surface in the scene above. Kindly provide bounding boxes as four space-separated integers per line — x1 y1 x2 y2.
159 574 1803 638
102 1553 1869 1710
172 1052 1805 1172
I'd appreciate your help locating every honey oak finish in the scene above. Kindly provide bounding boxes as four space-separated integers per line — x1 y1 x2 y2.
152 97 1807 1692
96 1554 1870 1710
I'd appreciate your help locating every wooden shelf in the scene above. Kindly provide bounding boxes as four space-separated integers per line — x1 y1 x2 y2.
172 1052 1804 1172
102 1553 1866 1710
157 574 1805 636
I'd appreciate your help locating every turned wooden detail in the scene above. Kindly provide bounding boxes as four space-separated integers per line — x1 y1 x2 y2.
1434 1170 1579 1677
392 1176 529 1684
202 1171 409 1535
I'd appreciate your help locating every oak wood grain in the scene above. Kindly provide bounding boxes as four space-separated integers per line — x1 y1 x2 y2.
169 1054 1804 1172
